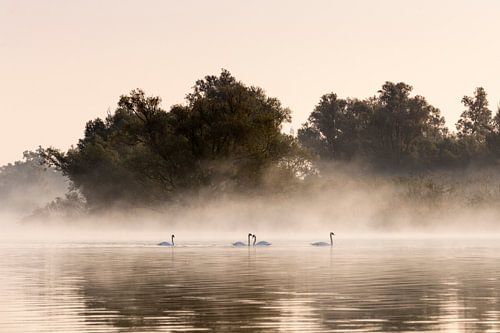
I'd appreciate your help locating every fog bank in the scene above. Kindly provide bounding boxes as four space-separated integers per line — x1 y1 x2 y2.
2 164 500 243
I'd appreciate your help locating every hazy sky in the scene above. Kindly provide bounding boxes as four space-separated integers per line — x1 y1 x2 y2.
1 0 500 165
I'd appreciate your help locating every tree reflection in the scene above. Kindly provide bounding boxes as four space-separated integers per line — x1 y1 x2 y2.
16 244 500 332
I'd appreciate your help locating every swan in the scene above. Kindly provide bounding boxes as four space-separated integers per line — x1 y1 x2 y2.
252 234 271 246
311 232 335 246
158 234 175 246
232 233 253 247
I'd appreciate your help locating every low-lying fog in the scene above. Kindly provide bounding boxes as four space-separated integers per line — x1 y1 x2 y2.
2 163 500 243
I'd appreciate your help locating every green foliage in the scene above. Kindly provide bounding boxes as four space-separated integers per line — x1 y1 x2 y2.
456 87 492 141
29 74 500 215
299 82 447 169
454 87 493 161
42 70 301 209
297 94 372 161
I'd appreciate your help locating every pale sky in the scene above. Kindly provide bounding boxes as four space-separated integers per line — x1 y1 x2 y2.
1 0 500 165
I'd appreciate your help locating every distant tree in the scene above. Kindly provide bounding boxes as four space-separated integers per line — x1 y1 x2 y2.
0 149 68 215
299 82 447 170
298 94 372 160
493 106 500 132
42 70 302 209
455 87 492 162
456 87 492 140
26 191 87 221
434 135 463 167
367 82 447 168
486 106 500 162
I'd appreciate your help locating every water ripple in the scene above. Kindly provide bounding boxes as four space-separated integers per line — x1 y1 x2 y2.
1 240 500 332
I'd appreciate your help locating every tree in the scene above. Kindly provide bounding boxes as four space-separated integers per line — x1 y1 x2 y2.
0 149 68 216
367 82 446 168
42 70 301 209
298 94 372 161
456 87 492 141
169 69 294 188
455 87 492 162
486 106 500 161
298 82 447 170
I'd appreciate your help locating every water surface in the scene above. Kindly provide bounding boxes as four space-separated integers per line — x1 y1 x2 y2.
1 239 500 332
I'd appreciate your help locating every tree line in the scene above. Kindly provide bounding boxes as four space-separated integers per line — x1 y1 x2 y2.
299 84 500 170
39 70 500 210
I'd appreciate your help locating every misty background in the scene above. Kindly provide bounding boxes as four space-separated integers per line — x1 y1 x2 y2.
2 70 500 240
3 1 500 240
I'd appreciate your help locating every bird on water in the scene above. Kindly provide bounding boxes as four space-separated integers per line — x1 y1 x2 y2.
311 232 335 246
232 233 253 247
158 234 175 246
252 234 271 246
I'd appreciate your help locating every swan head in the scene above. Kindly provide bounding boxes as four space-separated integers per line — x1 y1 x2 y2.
330 232 335 236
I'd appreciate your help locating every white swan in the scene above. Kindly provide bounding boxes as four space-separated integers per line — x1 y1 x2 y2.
253 234 271 246
158 234 175 246
232 233 253 247
311 232 334 246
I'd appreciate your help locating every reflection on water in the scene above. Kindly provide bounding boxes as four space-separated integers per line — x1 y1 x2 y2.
1 239 500 332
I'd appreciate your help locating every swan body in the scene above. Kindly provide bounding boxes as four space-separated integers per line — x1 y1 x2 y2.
311 241 329 246
158 234 175 246
311 232 335 246
233 233 253 247
252 235 271 246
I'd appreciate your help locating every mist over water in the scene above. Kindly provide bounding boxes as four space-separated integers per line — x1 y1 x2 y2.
4 0 500 330
4 163 500 244
3 160 500 332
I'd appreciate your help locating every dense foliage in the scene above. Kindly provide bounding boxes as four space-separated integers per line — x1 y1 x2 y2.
299 82 500 170
35 71 500 212
42 71 301 209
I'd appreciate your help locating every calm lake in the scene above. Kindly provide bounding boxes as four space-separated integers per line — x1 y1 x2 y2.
1 238 500 332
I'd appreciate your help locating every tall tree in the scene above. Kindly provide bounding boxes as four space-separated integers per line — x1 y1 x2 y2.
455 87 492 161
456 87 492 141
298 94 372 160
368 82 446 168
299 82 446 169
42 70 300 209
169 69 294 187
